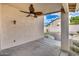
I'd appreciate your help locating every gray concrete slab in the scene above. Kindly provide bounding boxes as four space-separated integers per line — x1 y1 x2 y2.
0 37 62 56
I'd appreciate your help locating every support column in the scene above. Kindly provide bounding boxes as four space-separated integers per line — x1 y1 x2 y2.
61 12 70 51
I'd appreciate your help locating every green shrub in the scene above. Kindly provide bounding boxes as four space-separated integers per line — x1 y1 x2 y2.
70 46 79 54
70 16 79 25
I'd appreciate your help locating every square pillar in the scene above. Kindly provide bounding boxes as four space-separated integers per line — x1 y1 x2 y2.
61 12 70 51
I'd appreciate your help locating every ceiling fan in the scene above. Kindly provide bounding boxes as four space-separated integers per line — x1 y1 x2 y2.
20 4 65 18
20 4 43 18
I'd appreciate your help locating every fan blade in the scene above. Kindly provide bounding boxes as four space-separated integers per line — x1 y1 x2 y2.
43 10 61 15
26 15 30 17
20 10 29 14
35 12 43 15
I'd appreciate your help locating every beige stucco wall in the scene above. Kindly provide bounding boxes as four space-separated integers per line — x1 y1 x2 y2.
0 4 44 50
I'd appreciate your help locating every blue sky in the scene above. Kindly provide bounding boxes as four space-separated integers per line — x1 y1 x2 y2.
44 12 61 26
69 11 79 18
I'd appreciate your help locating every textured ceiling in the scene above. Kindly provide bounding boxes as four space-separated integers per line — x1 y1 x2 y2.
1 3 77 13
3 3 61 14
69 3 76 12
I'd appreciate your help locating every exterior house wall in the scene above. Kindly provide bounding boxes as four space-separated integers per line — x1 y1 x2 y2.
0 4 44 50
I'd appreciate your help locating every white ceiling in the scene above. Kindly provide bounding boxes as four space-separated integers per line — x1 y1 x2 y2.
4 3 61 14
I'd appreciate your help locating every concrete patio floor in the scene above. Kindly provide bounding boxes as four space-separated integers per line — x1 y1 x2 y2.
0 37 68 56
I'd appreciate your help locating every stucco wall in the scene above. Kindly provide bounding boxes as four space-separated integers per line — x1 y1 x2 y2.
1 4 44 50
